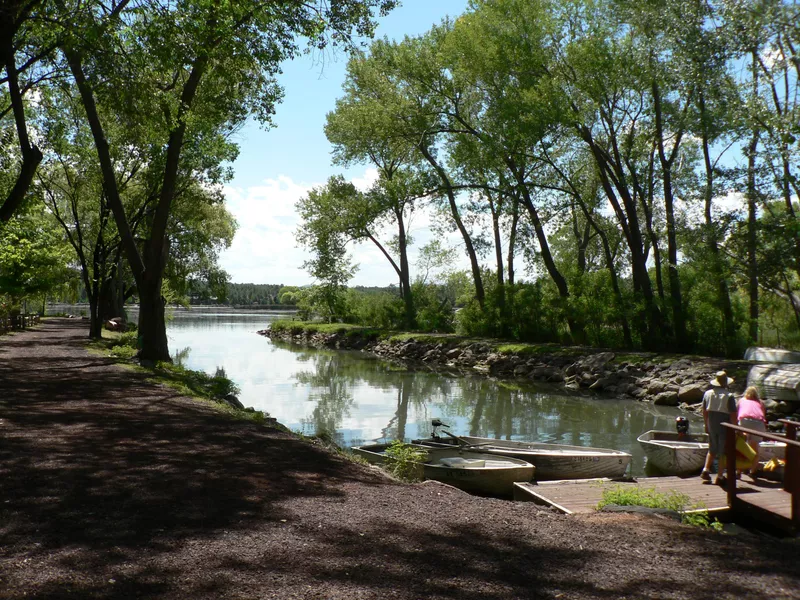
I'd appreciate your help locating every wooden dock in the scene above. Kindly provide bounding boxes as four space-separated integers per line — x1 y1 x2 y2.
514 420 799 535
514 476 794 531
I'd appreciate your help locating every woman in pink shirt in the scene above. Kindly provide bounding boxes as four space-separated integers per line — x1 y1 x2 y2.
738 386 767 479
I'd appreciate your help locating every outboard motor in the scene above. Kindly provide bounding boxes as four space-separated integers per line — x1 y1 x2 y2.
675 416 689 436
431 418 450 440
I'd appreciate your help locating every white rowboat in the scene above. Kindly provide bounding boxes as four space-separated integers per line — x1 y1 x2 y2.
637 430 710 476
351 443 535 496
411 435 631 481
637 430 786 476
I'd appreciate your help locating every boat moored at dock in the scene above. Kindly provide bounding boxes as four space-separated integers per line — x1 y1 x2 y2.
411 422 631 481
351 443 535 495
637 429 787 475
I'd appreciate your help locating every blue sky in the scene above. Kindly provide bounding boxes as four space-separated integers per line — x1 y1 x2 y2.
219 1 471 287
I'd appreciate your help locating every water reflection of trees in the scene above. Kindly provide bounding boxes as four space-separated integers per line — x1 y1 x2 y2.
286 346 696 458
291 349 459 445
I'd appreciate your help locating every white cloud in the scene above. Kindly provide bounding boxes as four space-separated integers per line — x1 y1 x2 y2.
219 169 477 287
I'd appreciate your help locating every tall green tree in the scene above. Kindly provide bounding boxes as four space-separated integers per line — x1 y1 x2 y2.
296 178 357 322
61 0 396 361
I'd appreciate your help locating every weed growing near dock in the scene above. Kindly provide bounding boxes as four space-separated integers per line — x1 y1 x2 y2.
597 486 723 531
384 441 428 482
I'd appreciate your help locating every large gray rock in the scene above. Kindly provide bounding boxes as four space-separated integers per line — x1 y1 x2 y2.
677 384 706 404
665 358 693 372
653 391 680 406
533 366 564 382
589 377 612 391
484 352 503 364
577 351 615 372
646 379 669 395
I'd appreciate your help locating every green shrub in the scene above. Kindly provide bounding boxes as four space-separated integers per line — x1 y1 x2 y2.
111 330 139 349
152 361 242 400
345 289 405 329
411 282 455 333
110 345 138 359
383 441 428 482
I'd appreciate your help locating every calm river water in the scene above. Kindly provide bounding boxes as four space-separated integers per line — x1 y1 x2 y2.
51 306 702 474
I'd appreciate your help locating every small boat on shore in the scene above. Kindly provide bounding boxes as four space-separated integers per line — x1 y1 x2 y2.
351 443 535 496
411 428 631 481
637 429 787 476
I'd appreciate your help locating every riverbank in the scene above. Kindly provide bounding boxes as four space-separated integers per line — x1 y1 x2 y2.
2 319 799 599
261 322 800 427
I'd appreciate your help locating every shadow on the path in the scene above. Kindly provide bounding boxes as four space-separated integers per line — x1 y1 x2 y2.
1 319 798 600
0 320 390 557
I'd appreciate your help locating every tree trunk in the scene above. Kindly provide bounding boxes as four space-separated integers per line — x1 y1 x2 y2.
699 93 737 356
396 209 416 330
653 80 689 351
583 132 661 348
1 33 43 222
67 46 208 363
576 195 633 348
507 194 519 287
747 51 760 344
637 147 666 303
508 159 584 343
419 143 485 308
137 271 170 362
488 192 508 338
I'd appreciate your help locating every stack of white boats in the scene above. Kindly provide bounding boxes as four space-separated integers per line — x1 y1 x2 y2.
352 420 633 496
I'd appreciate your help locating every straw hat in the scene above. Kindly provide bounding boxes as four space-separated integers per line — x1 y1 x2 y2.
710 370 733 387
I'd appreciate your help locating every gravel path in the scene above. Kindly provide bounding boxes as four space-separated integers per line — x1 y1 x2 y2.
1 318 798 600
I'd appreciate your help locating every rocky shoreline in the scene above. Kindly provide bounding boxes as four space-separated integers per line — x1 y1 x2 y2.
260 327 800 428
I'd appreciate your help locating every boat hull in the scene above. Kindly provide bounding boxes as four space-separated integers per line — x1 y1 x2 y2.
637 431 709 476
423 455 534 495
412 436 631 480
637 430 787 476
351 444 534 495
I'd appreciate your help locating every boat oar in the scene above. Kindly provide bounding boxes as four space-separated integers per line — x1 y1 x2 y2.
439 429 495 449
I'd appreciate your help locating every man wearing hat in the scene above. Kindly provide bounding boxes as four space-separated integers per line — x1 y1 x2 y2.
700 370 737 484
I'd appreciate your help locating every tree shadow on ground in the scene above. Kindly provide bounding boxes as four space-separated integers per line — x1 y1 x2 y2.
1 320 798 600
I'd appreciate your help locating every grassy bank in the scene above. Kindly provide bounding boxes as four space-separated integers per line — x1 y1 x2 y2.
88 330 273 425
268 320 749 377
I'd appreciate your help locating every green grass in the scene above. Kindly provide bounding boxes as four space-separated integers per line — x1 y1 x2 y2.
597 485 723 531
610 352 660 365
386 332 457 344
269 320 368 335
494 342 583 357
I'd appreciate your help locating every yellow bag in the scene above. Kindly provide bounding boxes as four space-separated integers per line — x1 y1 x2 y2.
719 435 757 470
762 458 785 472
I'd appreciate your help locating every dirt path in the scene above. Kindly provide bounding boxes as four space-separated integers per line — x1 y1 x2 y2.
1 318 798 600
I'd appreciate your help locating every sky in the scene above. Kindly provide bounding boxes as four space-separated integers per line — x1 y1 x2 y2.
219 0 472 287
